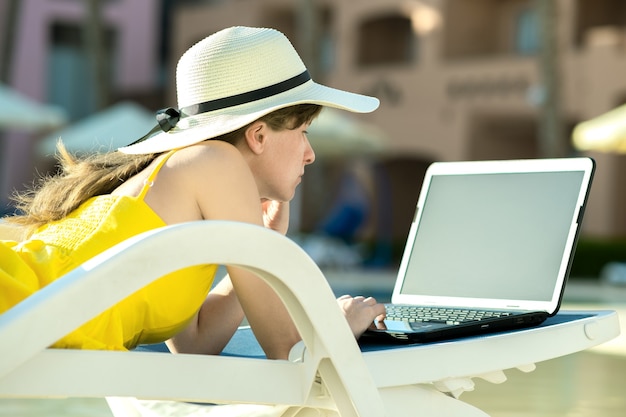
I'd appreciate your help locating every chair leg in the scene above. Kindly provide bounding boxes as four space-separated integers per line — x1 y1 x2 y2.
280 407 339 417
379 385 491 417
106 397 144 417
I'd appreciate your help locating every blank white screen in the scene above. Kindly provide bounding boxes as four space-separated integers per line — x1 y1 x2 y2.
400 171 584 301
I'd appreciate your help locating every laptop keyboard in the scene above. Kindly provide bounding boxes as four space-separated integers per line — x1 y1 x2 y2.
385 305 512 325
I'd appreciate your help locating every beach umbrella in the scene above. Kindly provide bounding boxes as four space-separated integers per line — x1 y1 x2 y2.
38 101 155 156
0 83 67 132
39 104 389 157
307 108 388 157
572 104 626 153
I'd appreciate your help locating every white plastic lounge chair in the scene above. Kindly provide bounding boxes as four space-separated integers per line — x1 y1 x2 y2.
0 221 620 417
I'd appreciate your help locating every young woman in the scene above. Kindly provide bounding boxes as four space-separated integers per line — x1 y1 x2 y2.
0 27 385 359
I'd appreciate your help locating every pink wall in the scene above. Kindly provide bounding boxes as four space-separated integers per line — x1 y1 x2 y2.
11 0 159 98
2 0 160 210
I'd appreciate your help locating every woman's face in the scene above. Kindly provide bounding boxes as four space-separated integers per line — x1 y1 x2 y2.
252 121 316 202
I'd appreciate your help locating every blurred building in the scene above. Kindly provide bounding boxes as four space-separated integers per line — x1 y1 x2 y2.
2 0 626 246
169 0 626 240
0 0 163 213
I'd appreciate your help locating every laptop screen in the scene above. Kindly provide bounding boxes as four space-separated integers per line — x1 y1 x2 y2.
394 158 594 313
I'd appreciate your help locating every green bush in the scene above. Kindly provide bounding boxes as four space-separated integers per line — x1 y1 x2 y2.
569 238 626 279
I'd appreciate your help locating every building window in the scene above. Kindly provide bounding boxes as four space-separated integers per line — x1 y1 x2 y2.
575 0 626 47
48 22 115 120
357 15 415 66
444 0 539 59
514 7 539 54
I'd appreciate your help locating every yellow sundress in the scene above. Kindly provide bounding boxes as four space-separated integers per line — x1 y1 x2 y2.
0 150 217 350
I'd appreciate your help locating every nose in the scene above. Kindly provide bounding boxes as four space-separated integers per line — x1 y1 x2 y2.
304 137 316 165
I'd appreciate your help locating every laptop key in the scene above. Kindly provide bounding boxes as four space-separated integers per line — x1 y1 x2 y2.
385 306 512 325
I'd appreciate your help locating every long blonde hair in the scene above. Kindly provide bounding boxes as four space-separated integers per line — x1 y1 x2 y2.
8 104 321 234
9 142 157 233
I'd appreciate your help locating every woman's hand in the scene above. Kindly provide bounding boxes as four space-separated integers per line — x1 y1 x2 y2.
261 199 289 235
337 295 386 339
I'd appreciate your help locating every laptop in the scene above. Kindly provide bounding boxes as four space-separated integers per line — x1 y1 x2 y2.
363 157 595 343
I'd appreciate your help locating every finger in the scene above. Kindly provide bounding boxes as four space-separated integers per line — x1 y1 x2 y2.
374 304 387 317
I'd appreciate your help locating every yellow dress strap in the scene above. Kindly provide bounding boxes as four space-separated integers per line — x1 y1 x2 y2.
137 149 178 200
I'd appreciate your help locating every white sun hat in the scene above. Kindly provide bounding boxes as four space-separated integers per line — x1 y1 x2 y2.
118 26 379 155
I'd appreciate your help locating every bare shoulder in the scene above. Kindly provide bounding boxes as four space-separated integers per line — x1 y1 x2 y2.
163 142 262 224
168 142 252 189
169 141 244 170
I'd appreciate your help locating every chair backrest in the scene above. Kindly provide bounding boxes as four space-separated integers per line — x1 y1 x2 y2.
0 220 387 417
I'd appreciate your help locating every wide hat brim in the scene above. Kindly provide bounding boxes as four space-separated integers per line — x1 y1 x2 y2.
118 26 379 155
118 79 379 155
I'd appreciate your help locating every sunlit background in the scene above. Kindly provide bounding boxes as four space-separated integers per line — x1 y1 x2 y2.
1 0 625 416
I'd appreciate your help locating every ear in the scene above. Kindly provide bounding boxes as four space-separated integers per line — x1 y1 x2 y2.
243 121 268 155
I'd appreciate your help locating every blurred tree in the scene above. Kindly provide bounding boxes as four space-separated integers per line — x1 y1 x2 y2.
297 0 320 79
0 0 20 83
535 0 566 157
84 0 110 110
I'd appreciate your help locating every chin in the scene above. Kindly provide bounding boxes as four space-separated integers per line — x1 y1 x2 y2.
282 187 297 202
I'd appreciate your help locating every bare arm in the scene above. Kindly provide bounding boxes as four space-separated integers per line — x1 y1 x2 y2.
162 143 300 359
164 143 384 359
167 274 244 354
